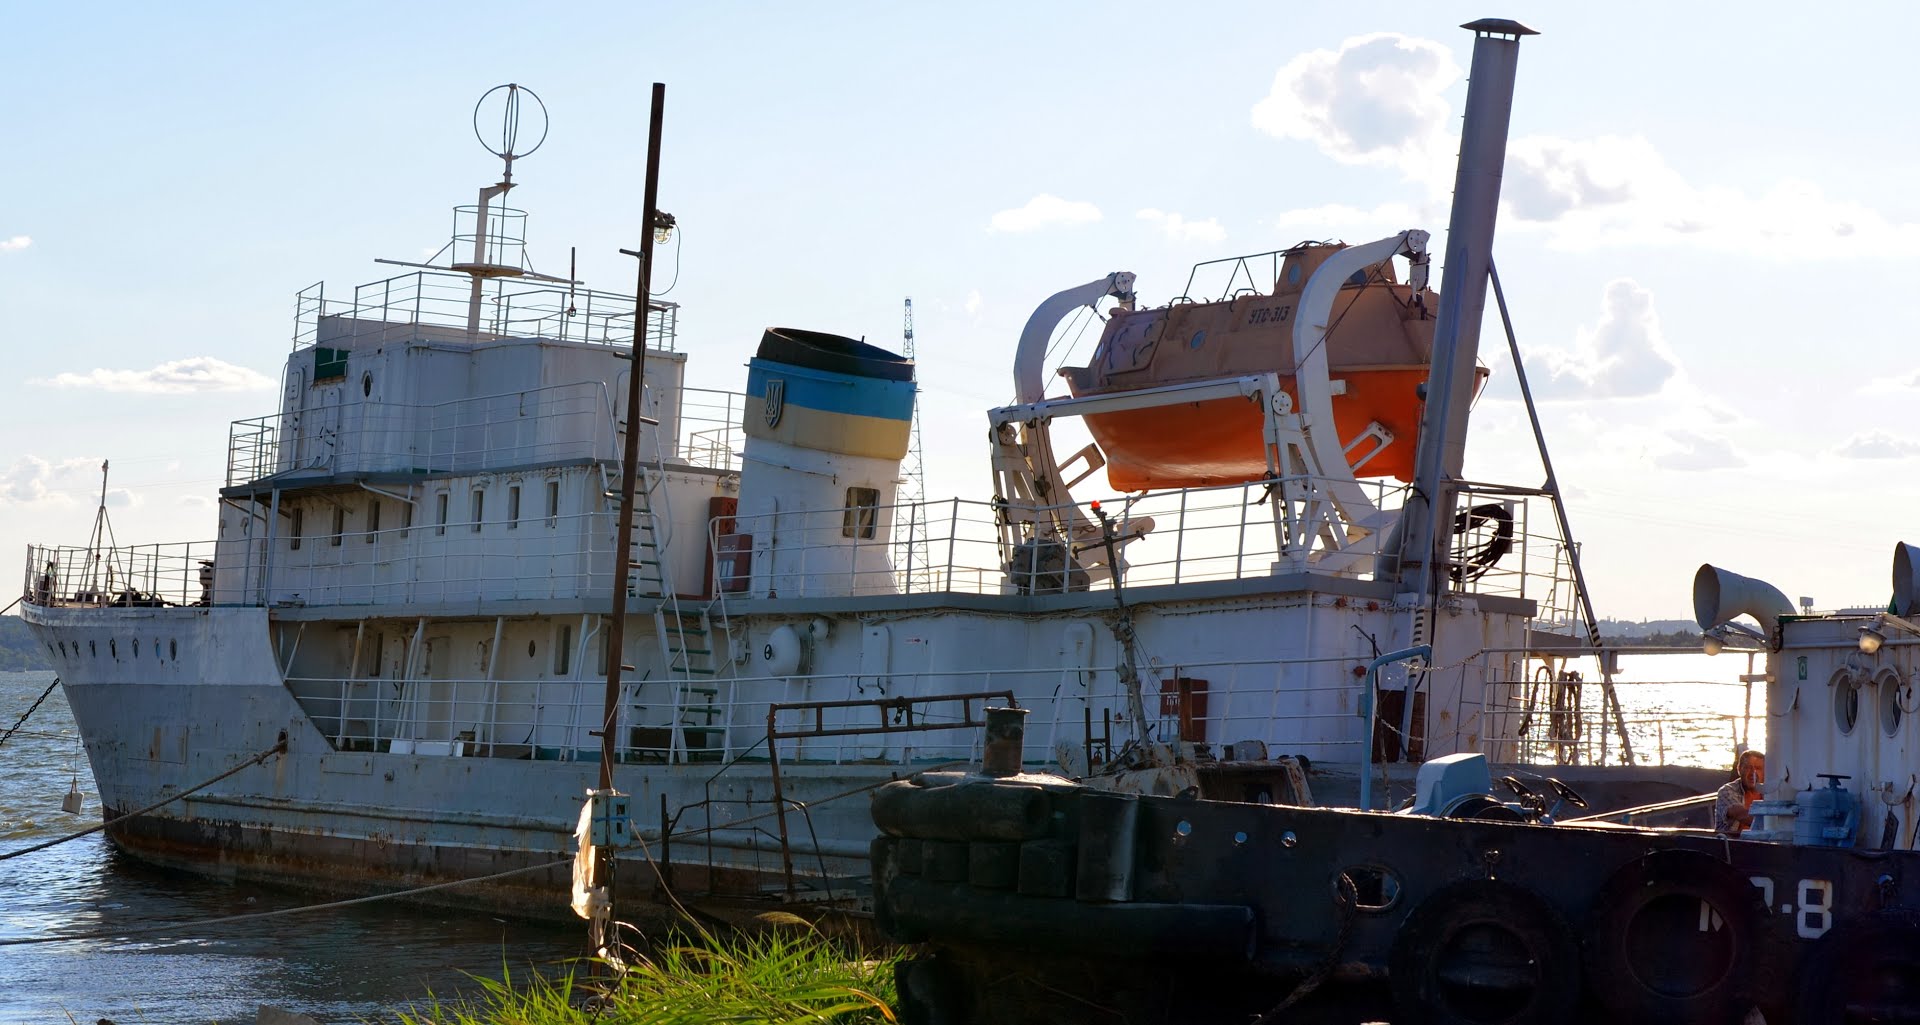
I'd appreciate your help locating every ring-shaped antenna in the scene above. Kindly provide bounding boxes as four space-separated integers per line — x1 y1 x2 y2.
472 83 549 163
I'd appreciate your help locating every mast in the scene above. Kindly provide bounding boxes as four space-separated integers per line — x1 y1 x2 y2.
1395 19 1537 599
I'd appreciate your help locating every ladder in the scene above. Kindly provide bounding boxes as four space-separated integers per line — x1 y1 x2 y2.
604 456 729 763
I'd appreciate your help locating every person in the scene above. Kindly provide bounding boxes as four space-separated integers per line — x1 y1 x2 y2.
34 560 55 604
1714 748 1766 837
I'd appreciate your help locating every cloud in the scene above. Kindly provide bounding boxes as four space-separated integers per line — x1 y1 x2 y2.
989 194 1102 233
1525 279 1679 399
1654 430 1744 471
0 236 29 252
0 456 104 505
1502 135 1919 256
1137 208 1226 243
1837 430 1920 460
1250 32 1461 182
963 289 982 317
38 356 275 394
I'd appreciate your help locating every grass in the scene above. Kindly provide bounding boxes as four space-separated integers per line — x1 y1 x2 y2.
392 928 901 1025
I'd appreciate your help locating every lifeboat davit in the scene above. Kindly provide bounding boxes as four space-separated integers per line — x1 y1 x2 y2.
1059 242 1483 492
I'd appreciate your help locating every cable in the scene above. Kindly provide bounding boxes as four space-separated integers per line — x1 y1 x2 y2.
0 738 285 862
654 228 683 297
0 857 571 947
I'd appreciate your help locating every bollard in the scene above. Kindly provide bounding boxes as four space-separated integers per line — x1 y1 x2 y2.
982 706 1029 777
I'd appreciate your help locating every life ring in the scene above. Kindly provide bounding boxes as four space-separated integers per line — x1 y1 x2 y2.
1389 879 1581 1025
1794 906 1920 1025
1584 851 1761 1022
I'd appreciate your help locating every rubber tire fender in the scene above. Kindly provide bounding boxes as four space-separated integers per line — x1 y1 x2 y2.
1389 878 1582 1025
1794 906 1920 1025
1584 850 1762 1024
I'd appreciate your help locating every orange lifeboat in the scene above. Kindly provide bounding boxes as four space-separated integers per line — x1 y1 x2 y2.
1058 242 1483 492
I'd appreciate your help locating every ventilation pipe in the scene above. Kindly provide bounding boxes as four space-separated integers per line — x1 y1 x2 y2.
1893 543 1920 617
1693 564 1794 636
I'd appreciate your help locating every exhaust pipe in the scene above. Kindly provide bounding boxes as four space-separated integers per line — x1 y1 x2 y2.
1693 564 1793 634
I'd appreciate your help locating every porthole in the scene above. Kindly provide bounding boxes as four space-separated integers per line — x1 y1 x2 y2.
153 637 160 660
170 639 178 660
46 643 55 658
1188 330 1207 350
1879 669 1908 737
1174 820 1193 838
57 641 67 658
527 640 537 658
1834 671 1861 735
361 371 373 398
1286 263 1303 285
132 638 139 657
109 639 117 659
89 640 96 657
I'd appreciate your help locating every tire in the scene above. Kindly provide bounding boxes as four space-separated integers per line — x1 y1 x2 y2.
1795 906 1920 1025
1585 851 1761 1024
1390 879 1582 1025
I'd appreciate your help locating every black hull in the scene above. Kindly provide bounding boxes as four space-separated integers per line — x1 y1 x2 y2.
871 775 1920 1025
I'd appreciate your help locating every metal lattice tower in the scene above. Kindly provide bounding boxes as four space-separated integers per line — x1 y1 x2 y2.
898 298 932 590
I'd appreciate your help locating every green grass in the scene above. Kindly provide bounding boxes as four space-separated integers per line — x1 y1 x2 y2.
393 930 901 1025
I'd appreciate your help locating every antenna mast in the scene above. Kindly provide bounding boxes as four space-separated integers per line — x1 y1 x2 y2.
459 84 549 338
898 298 931 591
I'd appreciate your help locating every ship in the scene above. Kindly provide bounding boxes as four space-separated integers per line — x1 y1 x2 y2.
868 20 1920 1025
21 28 1706 923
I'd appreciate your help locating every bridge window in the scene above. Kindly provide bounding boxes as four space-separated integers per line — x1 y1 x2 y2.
366 499 381 542
545 480 560 528
470 489 485 533
331 506 346 546
553 622 573 676
435 492 449 536
507 485 521 530
290 507 304 550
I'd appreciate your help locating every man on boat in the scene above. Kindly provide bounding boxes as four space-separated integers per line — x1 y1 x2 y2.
1713 749 1766 836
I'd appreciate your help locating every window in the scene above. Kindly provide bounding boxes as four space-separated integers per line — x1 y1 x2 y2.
470 489 485 533
507 485 521 530
435 492 449 536
330 506 345 547
843 487 880 539
401 502 413 538
290 507 304 550
368 631 384 677
545 480 560 528
553 622 573 676
366 500 380 542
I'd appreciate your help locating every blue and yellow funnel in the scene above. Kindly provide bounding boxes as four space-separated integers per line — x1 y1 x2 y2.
743 328 915 460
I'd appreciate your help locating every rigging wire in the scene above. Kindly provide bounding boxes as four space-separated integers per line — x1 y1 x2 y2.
0 737 286 862
0 857 573 948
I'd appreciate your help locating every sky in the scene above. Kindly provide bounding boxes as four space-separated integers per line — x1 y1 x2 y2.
2 2 1917 621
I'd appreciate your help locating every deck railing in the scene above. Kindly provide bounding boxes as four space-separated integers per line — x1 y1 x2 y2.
291 271 677 353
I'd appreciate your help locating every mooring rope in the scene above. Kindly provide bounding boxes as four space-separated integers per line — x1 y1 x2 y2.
0 676 61 750
0 738 287 862
0 857 572 947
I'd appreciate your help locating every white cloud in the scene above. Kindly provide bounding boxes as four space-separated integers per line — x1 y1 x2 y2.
963 289 982 317
989 194 1102 233
1654 430 1744 471
1137 208 1226 243
1837 430 1920 460
1250 32 1460 182
0 236 30 252
1503 135 1918 257
1525 279 1679 399
0 456 104 505
38 356 275 394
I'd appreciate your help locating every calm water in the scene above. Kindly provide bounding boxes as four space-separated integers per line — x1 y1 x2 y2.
0 671 585 1025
